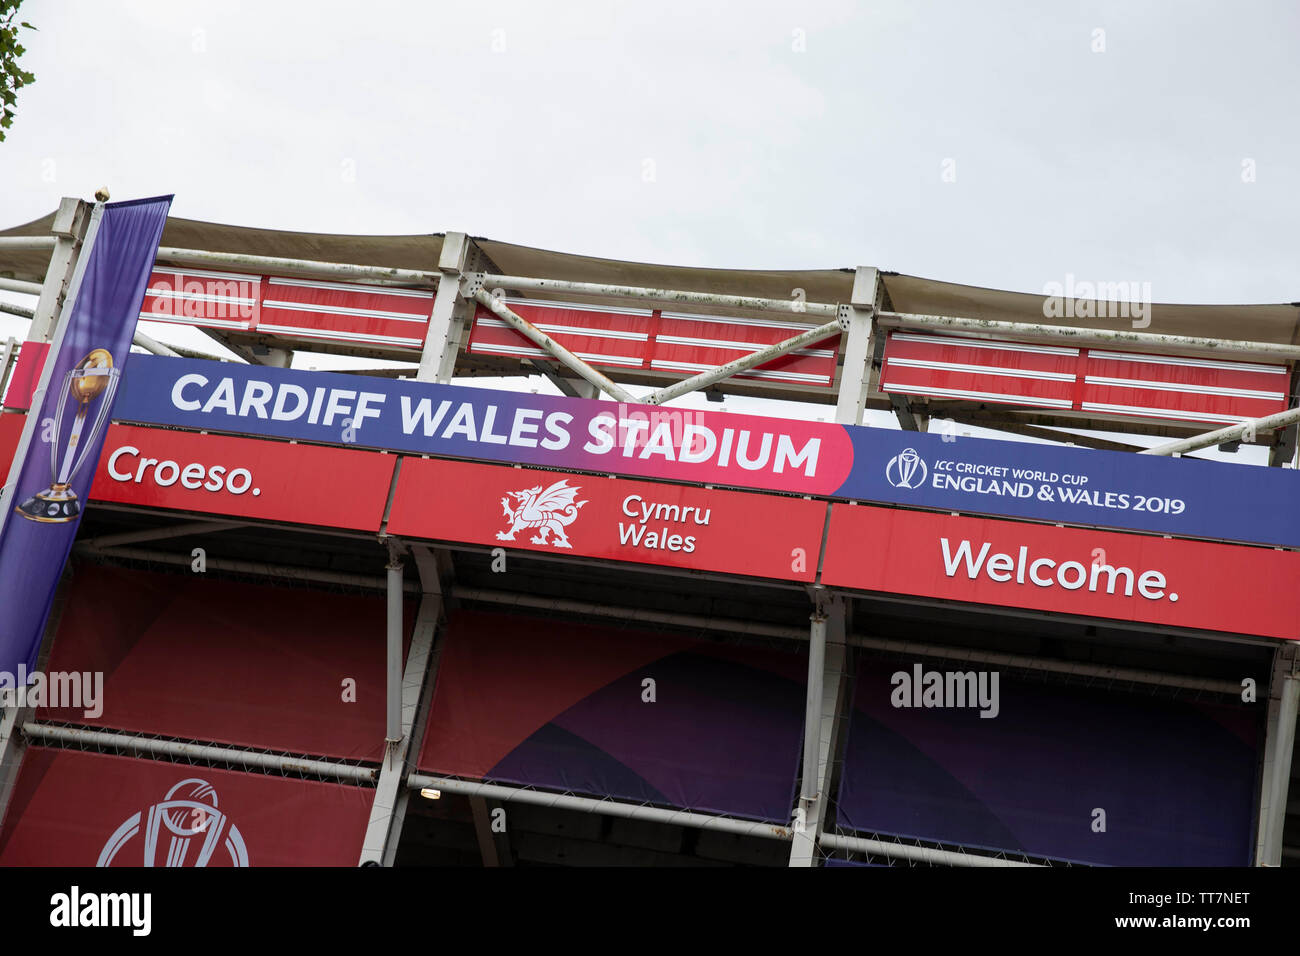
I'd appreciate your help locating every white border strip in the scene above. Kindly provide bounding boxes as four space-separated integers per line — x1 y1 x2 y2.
1088 349 1287 375
499 296 654 318
1080 402 1249 424
892 331 1080 358
150 265 262 284
269 276 435 300
138 312 250 331
650 359 830 384
656 333 834 356
146 289 257 308
263 299 430 323
471 342 645 367
886 357 1076 382
659 311 817 333
254 323 423 347
882 381 1075 408
1084 375 1284 401
476 316 647 342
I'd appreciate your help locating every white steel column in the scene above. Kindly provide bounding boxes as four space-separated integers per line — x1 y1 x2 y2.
790 592 848 866
26 198 92 343
0 337 18 400
834 266 881 425
1256 643 1298 866
385 546 404 743
0 585 71 829
416 232 469 384
358 545 447 866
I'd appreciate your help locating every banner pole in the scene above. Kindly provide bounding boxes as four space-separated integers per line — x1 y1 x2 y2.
0 202 103 545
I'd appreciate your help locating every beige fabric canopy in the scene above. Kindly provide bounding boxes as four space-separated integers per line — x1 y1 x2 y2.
2 209 1297 347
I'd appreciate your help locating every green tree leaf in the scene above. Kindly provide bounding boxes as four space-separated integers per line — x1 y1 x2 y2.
0 0 35 142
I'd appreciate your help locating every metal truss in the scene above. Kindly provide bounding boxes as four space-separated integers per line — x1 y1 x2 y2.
22 723 376 784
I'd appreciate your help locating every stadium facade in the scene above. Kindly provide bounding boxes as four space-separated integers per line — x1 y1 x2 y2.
0 196 1297 867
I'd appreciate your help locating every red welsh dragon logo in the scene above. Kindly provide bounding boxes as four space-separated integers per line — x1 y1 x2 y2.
496 479 587 549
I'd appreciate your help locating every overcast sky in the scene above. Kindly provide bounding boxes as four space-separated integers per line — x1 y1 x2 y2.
1 1 1297 452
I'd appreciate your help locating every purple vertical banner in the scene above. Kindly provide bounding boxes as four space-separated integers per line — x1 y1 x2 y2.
0 196 172 673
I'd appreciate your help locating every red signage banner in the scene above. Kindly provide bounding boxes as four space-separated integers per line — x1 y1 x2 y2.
0 413 23 474
388 457 826 581
0 747 371 866
0 341 48 410
39 563 409 761
89 423 396 531
821 504 1300 640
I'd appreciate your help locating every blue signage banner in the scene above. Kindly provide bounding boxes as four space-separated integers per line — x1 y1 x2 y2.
0 197 172 673
837 426 1300 550
107 354 1300 550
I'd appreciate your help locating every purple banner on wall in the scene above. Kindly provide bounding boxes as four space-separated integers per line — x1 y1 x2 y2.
0 196 172 674
835 660 1260 866
418 610 807 824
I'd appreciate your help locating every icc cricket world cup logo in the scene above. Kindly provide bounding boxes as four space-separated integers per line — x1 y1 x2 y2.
97 778 250 867
885 447 928 490
16 348 120 524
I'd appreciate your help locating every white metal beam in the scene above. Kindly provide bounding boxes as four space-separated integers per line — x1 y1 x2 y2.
157 246 436 288
0 236 56 252
359 556 444 865
818 831 1042 867
877 310 1300 362
471 284 636 402
416 232 468 384
834 267 881 425
408 774 796 841
1141 406 1300 457
1256 644 1298 866
791 593 848 866
483 273 839 319
26 199 92 344
385 545 405 743
22 723 375 783
644 319 842 406
0 277 41 296
0 337 17 398
131 328 180 357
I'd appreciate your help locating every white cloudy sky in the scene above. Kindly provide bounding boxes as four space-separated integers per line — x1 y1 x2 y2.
1 0 1297 451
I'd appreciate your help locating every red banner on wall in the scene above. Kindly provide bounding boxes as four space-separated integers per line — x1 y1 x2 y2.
822 504 1300 640
0 748 371 866
0 413 23 474
387 457 826 581
88 423 396 530
40 563 409 760
0 341 49 411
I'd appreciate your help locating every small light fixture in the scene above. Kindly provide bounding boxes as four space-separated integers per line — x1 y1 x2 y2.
419 788 442 800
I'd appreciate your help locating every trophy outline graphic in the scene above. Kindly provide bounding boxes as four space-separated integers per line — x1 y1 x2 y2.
885 447 928 490
16 347 120 524
97 777 249 867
